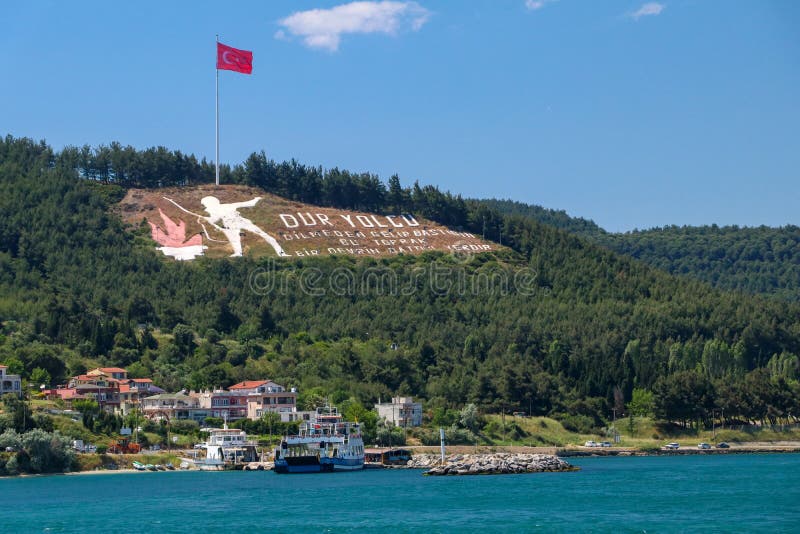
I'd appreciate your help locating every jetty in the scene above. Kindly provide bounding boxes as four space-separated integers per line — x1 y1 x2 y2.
409 453 577 476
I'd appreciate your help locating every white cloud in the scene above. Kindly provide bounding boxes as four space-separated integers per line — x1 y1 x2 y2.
277 1 431 52
525 0 556 11
630 2 665 20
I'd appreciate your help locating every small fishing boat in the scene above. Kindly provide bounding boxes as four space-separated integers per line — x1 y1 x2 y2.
132 461 146 471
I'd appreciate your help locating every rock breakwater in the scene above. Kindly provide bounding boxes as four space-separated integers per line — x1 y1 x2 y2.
408 453 577 476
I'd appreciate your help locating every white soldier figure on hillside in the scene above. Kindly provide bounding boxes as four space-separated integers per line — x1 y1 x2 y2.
164 195 289 257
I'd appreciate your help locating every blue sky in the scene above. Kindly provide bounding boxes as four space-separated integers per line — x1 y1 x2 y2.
2 1 798 232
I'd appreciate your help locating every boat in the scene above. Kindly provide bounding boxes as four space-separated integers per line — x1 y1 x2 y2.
132 461 146 471
145 464 157 471
273 405 364 474
184 426 259 471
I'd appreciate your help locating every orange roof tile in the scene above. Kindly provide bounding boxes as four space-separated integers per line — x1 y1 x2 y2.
229 380 269 390
58 389 88 400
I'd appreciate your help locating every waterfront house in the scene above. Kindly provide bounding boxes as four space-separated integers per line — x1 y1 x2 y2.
197 390 250 421
141 392 209 423
89 367 128 381
228 380 274 394
51 367 160 415
64 372 121 411
244 381 298 420
375 397 423 427
0 365 22 397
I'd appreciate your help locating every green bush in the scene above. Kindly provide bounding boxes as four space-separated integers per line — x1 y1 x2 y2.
420 426 477 446
21 428 76 473
560 415 596 434
170 419 199 434
0 428 76 474
5 454 19 475
204 417 224 428
375 427 406 447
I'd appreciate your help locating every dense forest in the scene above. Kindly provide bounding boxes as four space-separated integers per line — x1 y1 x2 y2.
1 136 800 429
482 199 800 302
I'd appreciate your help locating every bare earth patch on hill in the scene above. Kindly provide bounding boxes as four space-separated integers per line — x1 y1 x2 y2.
118 185 498 259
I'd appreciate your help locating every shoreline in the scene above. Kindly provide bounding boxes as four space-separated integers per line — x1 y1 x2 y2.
403 442 800 458
557 446 800 457
3 445 799 478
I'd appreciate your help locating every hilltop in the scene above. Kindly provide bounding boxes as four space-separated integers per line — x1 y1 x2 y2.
482 199 800 302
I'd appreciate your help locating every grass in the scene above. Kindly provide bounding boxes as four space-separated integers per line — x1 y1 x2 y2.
481 415 597 447
479 414 800 450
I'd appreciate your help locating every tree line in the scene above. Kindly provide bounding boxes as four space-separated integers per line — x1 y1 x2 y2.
483 198 800 302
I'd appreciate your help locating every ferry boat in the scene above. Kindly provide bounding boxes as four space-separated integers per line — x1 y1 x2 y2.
187 426 259 470
273 405 365 474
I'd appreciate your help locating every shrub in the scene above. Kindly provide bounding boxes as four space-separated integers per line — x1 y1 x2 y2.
33 414 54 432
560 415 596 434
204 417 224 428
4 454 19 475
444 427 478 445
171 419 199 434
375 427 406 447
21 429 76 473
0 429 22 451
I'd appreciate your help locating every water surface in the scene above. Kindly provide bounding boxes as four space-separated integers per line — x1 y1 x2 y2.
3 454 798 532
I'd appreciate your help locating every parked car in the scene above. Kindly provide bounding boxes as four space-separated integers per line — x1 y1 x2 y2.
697 443 711 450
583 441 598 447
599 441 612 447
715 442 730 449
664 442 680 449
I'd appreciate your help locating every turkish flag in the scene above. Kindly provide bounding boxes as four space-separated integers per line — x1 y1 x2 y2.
217 42 253 74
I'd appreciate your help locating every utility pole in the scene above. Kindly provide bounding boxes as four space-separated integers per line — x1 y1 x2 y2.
712 410 716 440
502 407 506 444
612 408 618 443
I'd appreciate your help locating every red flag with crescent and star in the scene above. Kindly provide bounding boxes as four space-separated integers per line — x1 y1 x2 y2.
217 42 253 74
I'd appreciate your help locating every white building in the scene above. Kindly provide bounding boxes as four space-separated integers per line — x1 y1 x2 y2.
375 397 423 427
0 365 22 397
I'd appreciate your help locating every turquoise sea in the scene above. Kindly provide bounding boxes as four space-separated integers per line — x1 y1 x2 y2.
2 454 799 533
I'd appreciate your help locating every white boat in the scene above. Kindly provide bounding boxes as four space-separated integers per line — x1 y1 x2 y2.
186 427 259 470
274 405 364 474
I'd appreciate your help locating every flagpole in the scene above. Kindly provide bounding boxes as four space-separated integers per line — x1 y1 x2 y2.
215 34 220 186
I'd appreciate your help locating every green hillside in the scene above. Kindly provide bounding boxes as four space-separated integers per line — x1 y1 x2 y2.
1 136 799 430
482 199 800 302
